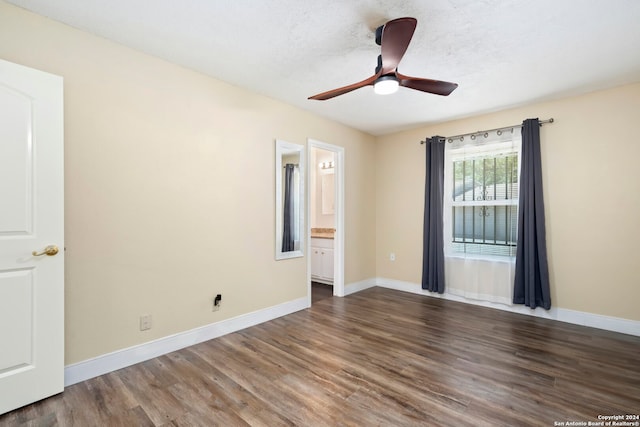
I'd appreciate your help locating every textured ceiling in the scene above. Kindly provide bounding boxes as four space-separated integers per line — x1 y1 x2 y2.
6 0 640 135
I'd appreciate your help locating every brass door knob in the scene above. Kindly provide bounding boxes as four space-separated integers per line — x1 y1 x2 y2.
32 245 59 257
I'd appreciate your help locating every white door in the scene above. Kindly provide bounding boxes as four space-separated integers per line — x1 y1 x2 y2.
0 59 64 415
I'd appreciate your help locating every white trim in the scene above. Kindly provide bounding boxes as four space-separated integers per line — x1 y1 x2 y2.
344 278 377 296
373 277 640 337
307 138 345 298
64 296 309 386
64 279 639 387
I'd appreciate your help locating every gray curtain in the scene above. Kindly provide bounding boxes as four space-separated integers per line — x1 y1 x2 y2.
422 136 445 293
513 119 551 309
281 164 295 252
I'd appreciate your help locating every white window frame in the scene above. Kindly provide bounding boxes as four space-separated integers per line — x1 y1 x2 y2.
443 136 522 261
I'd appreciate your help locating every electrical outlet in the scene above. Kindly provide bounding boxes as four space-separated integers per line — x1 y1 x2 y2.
139 314 152 331
390 253 396 261
213 294 222 312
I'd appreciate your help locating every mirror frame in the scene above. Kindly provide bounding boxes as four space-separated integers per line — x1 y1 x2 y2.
275 139 305 260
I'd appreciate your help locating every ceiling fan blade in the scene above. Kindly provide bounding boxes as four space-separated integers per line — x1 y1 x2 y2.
308 17 459 101
380 17 417 74
397 72 458 96
308 74 378 100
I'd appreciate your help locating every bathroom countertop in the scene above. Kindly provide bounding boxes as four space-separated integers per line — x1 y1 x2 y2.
311 228 335 239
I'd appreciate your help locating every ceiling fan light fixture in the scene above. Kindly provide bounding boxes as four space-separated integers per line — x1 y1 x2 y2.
374 75 399 95
307 18 457 101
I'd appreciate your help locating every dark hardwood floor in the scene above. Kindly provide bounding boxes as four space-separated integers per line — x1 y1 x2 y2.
312 282 333 303
2 287 639 426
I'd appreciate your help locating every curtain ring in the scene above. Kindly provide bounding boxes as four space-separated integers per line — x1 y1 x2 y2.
459 136 464 142
471 134 476 140
483 132 489 138
448 138 452 143
497 130 502 136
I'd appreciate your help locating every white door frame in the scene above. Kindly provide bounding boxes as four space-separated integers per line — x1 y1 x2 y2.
307 138 345 301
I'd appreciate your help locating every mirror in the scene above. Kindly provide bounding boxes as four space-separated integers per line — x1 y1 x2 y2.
275 139 305 260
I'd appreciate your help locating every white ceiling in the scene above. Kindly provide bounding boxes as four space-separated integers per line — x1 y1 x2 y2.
7 0 640 135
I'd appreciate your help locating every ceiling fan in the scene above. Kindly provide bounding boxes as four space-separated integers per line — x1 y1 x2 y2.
308 17 458 101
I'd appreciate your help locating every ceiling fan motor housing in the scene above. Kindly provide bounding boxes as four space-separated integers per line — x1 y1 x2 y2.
375 24 384 46
375 55 383 74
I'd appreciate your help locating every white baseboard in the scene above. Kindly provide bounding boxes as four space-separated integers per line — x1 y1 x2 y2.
65 278 639 387
64 296 309 386
344 277 377 296
374 277 640 337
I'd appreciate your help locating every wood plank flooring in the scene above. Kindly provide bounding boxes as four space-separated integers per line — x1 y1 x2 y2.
311 282 333 303
2 287 639 426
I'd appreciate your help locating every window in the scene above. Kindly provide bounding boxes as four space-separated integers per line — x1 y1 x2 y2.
444 135 521 258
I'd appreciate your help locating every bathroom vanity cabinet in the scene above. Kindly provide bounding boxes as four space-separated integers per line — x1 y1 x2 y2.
310 237 334 284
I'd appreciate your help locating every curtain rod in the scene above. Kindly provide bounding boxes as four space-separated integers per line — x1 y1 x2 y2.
420 118 554 144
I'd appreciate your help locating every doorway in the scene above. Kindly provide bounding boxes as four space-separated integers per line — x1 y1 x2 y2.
308 139 344 305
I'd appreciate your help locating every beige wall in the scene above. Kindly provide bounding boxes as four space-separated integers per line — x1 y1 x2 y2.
376 82 640 322
0 2 376 364
1 0 637 367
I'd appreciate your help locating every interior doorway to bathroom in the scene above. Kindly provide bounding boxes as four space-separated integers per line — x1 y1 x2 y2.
308 139 344 304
